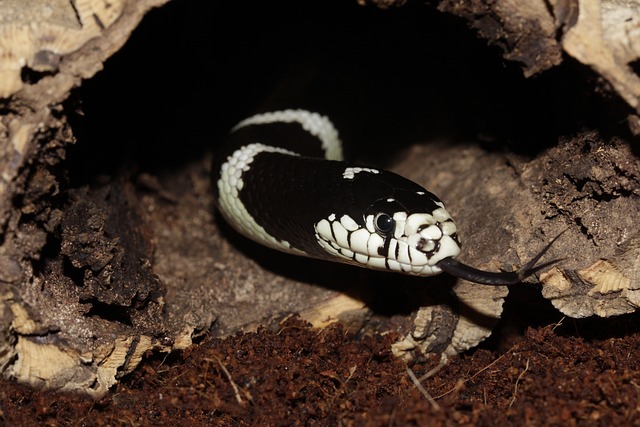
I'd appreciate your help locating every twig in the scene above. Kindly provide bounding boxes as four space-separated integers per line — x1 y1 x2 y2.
406 366 440 411
207 355 244 405
418 358 447 383
551 316 565 331
433 348 514 400
508 358 530 409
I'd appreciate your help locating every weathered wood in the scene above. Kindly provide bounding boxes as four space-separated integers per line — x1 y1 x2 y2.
1 0 639 397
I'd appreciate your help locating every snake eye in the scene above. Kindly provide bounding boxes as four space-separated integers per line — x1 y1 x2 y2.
374 213 394 235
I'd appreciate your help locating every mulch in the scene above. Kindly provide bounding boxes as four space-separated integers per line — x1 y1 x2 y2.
2 313 639 426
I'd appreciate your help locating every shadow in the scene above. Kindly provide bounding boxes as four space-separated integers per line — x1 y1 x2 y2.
214 212 458 317
556 310 640 342
64 0 632 188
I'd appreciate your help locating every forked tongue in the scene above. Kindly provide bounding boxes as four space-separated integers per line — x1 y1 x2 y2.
435 231 566 286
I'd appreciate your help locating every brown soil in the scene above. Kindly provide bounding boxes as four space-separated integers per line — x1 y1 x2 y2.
2 314 640 426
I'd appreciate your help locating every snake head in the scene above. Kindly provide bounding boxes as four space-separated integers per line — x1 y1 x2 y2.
363 197 463 275
313 168 562 285
314 181 462 276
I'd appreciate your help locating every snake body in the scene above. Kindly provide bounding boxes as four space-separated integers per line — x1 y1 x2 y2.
212 109 557 285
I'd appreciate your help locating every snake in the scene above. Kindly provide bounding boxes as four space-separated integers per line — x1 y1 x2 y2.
211 109 559 286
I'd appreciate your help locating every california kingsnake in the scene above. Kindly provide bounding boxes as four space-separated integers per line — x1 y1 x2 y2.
212 109 558 285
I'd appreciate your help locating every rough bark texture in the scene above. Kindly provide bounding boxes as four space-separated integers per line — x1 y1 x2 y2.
0 4 638 427
437 0 640 131
436 0 564 77
0 0 179 398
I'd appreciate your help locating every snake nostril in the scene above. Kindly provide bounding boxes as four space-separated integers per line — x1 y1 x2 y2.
451 233 461 245
417 238 437 254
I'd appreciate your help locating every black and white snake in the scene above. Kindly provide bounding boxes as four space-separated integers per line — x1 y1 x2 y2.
212 109 558 285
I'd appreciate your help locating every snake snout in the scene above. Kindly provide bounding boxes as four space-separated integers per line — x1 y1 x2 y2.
409 223 450 257
409 221 461 265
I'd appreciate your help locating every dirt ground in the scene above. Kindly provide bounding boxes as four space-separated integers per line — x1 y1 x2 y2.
3 310 640 426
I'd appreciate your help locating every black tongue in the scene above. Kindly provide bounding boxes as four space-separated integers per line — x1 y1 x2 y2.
435 230 566 286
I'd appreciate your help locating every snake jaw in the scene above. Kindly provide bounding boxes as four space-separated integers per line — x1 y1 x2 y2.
313 212 455 275
314 206 466 276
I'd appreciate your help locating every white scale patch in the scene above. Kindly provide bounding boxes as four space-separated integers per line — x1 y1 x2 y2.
233 109 344 161
342 167 380 180
218 110 347 256
314 208 461 276
217 143 305 255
